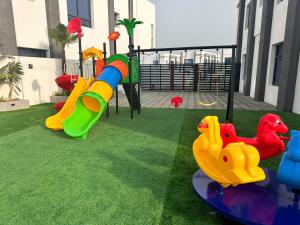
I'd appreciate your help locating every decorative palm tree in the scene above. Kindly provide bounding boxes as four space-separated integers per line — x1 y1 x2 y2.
117 18 143 36
48 23 78 74
0 60 24 100
117 18 143 119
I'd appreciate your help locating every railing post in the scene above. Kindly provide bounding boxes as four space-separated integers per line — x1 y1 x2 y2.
129 36 134 119
170 64 174 91
182 62 185 90
103 42 109 118
137 45 141 114
226 47 236 123
209 62 213 91
149 64 152 90
113 40 119 114
78 37 84 77
159 64 162 91
193 64 198 92
92 57 96 78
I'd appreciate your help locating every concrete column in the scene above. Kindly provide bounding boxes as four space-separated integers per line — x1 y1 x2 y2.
107 0 115 55
128 0 134 19
277 0 300 111
45 0 62 58
236 0 246 63
243 0 257 96
254 0 274 101
128 0 134 44
0 0 17 56
193 51 196 63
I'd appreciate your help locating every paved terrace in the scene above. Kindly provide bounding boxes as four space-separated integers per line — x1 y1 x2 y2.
110 91 277 111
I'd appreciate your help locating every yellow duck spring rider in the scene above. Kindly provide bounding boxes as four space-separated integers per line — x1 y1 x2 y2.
193 116 265 187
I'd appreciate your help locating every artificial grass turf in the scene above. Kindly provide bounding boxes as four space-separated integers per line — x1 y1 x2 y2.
0 105 185 225
0 105 300 225
0 104 54 137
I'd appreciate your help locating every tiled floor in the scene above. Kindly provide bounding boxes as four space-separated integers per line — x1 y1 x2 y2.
110 91 277 111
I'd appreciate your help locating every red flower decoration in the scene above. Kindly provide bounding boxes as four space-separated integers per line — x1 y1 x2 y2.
108 31 120 41
171 96 183 108
67 17 82 38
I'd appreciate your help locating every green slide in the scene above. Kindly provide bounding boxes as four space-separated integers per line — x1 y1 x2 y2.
63 92 107 139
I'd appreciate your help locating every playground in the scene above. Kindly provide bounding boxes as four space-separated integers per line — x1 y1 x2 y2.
0 104 299 225
0 3 300 223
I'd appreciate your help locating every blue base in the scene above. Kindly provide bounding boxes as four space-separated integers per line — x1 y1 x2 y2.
193 168 300 225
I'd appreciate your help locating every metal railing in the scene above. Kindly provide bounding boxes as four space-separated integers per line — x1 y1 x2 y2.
140 63 240 92
135 44 240 122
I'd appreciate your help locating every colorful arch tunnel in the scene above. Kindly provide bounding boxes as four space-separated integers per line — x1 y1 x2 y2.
63 56 128 139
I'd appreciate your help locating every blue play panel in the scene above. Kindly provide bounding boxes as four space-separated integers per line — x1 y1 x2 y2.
193 168 300 225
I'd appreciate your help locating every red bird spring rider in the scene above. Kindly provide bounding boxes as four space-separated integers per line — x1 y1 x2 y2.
171 96 183 108
220 113 289 160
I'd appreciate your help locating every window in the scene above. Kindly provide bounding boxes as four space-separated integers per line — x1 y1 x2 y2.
184 59 193 64
67 0 92 28
114 12 120 27
18 47 47 58
245 4 250 29
272 43 283 86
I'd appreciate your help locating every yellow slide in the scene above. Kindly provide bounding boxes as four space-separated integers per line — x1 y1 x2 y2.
46 77 94 131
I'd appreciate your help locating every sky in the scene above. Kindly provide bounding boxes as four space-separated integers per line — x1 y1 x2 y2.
150 0 239 48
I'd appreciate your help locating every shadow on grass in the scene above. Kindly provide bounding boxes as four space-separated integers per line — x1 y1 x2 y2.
127 148 174 168
98 107 186 143
159 110 225 225
100 148 171 203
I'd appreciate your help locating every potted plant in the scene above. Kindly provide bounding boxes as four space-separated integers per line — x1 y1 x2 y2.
48 23 78 74
48 23 78 106
0 56 29 111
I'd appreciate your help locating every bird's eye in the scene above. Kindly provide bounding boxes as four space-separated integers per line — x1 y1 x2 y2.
276 120 282 125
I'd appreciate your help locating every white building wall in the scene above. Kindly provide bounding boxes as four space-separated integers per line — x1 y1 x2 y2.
0 57 61 105
133 0 155 49
264 0 288 106
11 0 50 53
250 35 260 97
254 1 263 35
59 0 110 60
292 54 300 114
11 0 155 59
19 57 62 105
113 0 155 54
239 0 251 93
113 0 129 54
249 1 263 97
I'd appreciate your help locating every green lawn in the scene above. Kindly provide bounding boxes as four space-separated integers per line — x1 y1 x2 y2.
0 105 300 225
